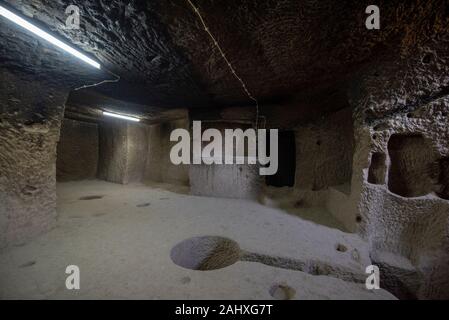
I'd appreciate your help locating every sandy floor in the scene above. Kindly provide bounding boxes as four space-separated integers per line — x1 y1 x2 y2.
0 180 395 299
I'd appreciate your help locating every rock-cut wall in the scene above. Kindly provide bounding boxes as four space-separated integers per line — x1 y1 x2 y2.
0 70 67 248
187 121 263 199
295 107 354 191
98 120 148 184
347 39 449 298
56 119 99 182
144 119 190 186
351 97 449 300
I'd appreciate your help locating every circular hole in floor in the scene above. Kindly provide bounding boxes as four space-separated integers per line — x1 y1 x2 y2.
335 243 348 252
78 195 103 200
269 284 296 300
170 236 241 271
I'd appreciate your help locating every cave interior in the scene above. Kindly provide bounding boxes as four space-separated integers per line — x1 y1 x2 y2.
0 0 449 300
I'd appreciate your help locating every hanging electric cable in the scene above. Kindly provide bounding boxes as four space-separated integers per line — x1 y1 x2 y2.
186 0 261 130
74 68 120 91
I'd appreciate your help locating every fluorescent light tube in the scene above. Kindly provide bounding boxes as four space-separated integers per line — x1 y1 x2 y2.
0 5 101 69
103 111 140 122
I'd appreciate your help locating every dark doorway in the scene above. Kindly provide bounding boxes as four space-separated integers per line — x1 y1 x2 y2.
266 130 296 187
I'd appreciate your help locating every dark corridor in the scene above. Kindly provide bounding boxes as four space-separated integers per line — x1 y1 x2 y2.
266 130 296 187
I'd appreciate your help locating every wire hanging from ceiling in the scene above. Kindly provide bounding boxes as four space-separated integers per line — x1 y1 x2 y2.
74 68 121 91
186 0 261 130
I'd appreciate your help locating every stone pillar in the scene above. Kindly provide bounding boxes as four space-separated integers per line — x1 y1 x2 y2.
0 70 68 248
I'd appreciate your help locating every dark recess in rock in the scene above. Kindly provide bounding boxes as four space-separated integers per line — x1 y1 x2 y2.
438 158 449 200
387 134 435 198
368 152 387 185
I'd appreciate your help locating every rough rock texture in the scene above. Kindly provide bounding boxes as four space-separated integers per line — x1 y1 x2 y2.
337 1 449 291
264 95 449 299
1 0 449 299
295 108 354 191
0 2 109 92
349 96 449 299
439 158 449 200
188 121 263 199
367 152 387 185
64 90 189 125
98 120 148 184
126 123 149 183
56 119 99 181
342 2 449 298
359 98 449 298
144 119 189 186
0 69 68 248
98 120 128 183
0 0 208 108
190 164 262 200
324 185 355 233
387 134 437 198
1 1 447 110
97 118 189 186
171 236 241 271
